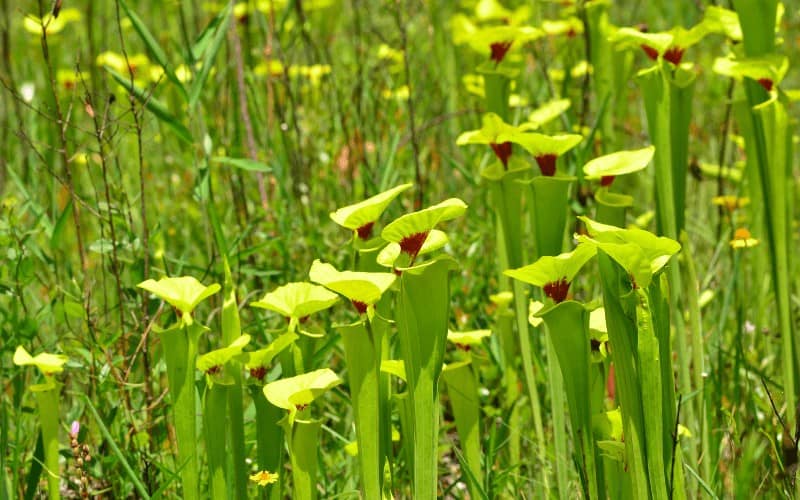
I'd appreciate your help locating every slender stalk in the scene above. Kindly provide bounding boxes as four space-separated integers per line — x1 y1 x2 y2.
395 2 423 208
160 320 202 500
680 231 711 485
229 16 269 211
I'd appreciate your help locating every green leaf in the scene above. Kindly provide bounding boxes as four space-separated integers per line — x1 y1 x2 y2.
527 98 571 129
330 183 413 231
456 112 526 145
446 329 491 347
376 229 449 268
380 360 407 382
188 2 232 108
712 54 789 87
190 5 229 62
158 321 204 499
308 260 396 309
243 332 298 370
578 216 681 287
461 24 544 58
381 198 467 243
536 300 600 497
212 156 273 173
137 276 221 316
701 6 742 41
502 132 583 157
196 335 251 373
583 146 655 179
262 368 342 411
106 67 192 144
504 243 595 288
610 27 673 53
250 282 339 319
203 385 229 498
527 175 575 257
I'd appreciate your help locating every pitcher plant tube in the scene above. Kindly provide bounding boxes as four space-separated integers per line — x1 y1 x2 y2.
583 146 655 227
13 346 69 500
312 260 396 500
378 197 467 270
243 333 298 497
196 335 251 499
137 276 221 500
263 369 343 500
329 182 413 245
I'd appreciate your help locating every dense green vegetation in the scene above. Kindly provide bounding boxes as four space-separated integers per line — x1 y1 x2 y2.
1 0 799 498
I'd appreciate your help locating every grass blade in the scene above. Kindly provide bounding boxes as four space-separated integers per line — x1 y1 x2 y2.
82 395 151 499
106 68 192 144
118 0 186 98
188 2 232 109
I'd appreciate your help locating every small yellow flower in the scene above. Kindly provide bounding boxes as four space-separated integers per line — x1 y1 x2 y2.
712 195 749 212
730 227 759 249
249 470 279 486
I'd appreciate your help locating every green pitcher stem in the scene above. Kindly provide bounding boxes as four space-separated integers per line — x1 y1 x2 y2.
486 168 548 491
160 320 201 500
594 190 633 229
482 72 510 121
339 319 384 499
34 387 60 500
529 176 575 499
395 258 454 499
252 385 284 500
221 262 248 499
539 301 598 499
597 251 652 498
638 62 696 474
204 384 228 499
286 418 322 500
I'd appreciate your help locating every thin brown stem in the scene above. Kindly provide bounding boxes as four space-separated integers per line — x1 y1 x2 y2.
395 0 423 208
113 0 153 490
229 18 270 212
